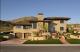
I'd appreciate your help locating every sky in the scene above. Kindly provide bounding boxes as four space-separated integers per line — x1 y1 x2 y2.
1 0 80 24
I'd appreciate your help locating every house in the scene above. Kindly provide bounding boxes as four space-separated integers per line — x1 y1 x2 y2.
12 13 70 40
67 24 80 33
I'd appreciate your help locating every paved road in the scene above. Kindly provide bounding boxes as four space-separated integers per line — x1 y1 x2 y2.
0 45 80 52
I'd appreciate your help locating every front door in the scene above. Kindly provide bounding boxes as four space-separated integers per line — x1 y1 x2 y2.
48 22 55 33
24 33 28 39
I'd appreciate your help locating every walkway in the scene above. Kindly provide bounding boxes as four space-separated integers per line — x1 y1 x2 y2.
0 39 26 44
59 36 69 44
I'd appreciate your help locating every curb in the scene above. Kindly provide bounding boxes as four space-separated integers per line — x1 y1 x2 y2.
1 44 80 46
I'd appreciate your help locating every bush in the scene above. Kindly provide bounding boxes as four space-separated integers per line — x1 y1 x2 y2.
0 33 9 42
0 35 8 42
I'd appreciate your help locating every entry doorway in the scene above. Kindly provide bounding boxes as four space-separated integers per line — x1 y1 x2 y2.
48 22 56 33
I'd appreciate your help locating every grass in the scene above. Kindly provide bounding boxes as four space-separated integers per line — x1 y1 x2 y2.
24 39 80 44
67 39 80 44
23 39 62 44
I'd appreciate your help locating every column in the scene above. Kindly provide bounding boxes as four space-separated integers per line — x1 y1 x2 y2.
21 33 24 39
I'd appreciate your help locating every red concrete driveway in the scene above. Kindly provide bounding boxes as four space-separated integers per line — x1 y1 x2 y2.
0 39 26 44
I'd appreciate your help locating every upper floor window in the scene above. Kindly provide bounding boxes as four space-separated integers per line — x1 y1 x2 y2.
60 27 64 31
16 25 22 28
60 20 64 23
32 22 37 29
23 25 32 29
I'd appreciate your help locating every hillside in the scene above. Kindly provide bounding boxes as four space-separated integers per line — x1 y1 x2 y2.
0 20 13 32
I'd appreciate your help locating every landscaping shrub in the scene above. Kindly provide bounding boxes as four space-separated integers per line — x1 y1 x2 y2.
0 33 10 42
0 35 8 42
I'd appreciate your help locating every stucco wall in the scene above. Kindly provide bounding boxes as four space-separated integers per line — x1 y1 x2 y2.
13 26 39 33
53 20 67 32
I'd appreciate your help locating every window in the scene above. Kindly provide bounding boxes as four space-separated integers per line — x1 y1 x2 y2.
60 20 64 23
60 27 64 31
32 22 37 29
16 25 22 28
23 25 32 29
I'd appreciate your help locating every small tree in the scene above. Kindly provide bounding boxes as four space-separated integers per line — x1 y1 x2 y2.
43 23 48 32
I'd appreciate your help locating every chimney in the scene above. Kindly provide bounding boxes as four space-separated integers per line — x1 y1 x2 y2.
38 13 44 15
36 13 44 20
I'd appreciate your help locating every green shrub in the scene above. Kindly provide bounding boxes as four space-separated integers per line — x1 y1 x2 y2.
0 34 9 42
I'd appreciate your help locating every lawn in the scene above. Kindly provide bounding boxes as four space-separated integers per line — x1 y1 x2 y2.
23 39 62 44
23 39 80 44
67 39 80 44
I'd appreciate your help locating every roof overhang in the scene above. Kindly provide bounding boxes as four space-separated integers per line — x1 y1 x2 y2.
44 17 71 20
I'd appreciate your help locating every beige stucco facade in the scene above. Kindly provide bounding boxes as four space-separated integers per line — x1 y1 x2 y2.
53 20 67 32
12 13 70 40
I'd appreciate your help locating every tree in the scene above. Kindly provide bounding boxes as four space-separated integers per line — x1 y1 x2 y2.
43 23 48 32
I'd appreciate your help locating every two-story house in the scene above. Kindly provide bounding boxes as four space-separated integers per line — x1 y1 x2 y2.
12 13 70 39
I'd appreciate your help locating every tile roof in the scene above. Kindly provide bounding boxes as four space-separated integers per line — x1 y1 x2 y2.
44 17 71 20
